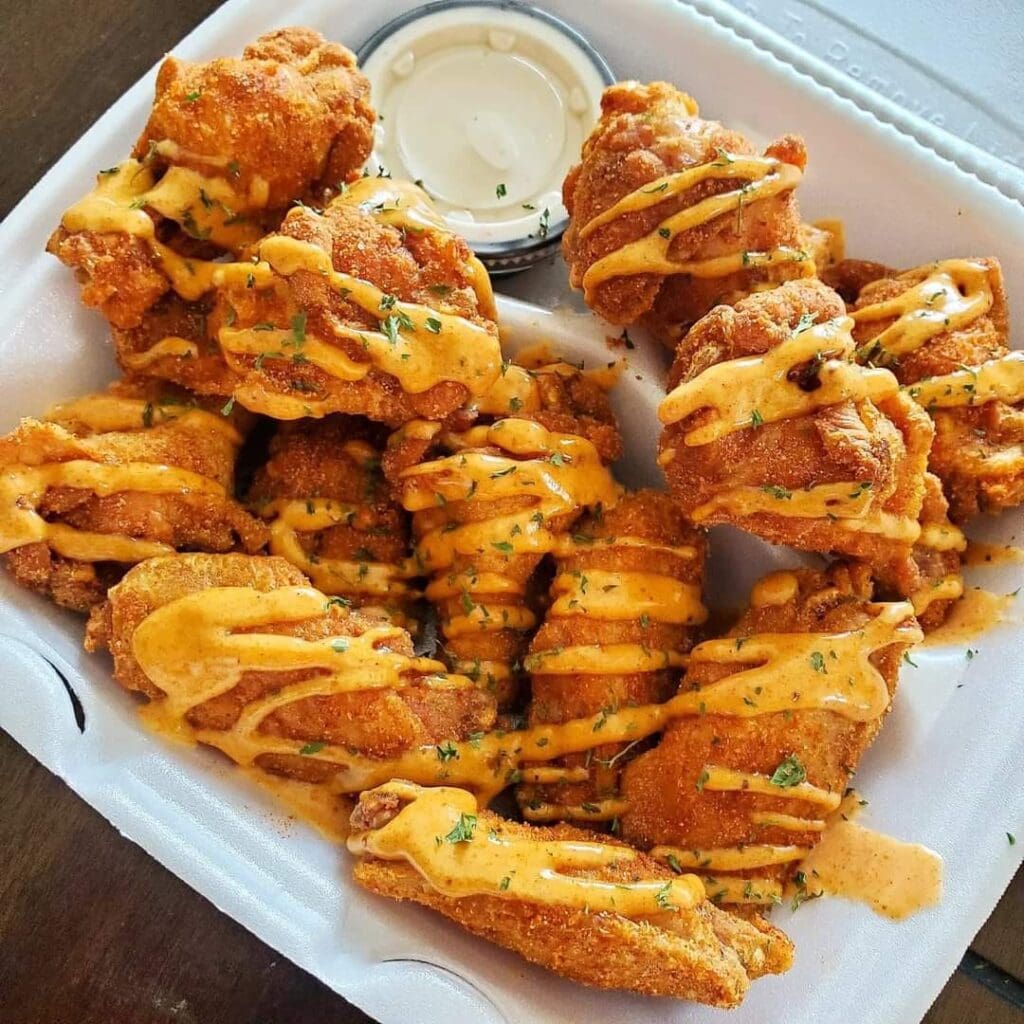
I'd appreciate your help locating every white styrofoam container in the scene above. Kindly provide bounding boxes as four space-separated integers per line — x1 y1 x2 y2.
0 3 1021 1023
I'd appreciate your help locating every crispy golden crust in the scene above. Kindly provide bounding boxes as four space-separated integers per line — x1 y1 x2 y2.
46 229 171 331
209 195 498 425
519 490 706 826
49 30 375 333
659 279 933 576
248 415 415 619
562 81 807 343
0 382 266 612
351 792 792 1006
390 364 623 709
135 28 374 210
382 363 623 487
85 552 495 779
110 294 239 396
621 565 910 882
841 257 1024 520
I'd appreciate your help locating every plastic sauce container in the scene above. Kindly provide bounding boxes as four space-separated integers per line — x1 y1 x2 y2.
358 1 613 274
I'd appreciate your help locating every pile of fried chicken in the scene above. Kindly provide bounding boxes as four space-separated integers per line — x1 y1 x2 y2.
1 30 1020 1011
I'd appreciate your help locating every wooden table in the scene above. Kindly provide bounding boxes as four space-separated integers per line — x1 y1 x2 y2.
0 2 1020 1022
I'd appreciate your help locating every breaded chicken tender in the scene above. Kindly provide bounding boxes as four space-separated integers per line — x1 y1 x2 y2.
390 363 623 709
562 81 812 346
658 279 934 588
517 490 706 828
201 178 500 423
85 553 495 782
48 28 375 331
248 415 417 624
0 379 265 611
831 257 1024 521
620 564 921 904
349 781 792 1007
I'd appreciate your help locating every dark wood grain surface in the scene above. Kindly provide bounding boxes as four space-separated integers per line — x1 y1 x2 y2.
0 3 1020 1023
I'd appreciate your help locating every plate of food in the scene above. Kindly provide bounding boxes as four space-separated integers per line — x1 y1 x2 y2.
0 1 1021 1023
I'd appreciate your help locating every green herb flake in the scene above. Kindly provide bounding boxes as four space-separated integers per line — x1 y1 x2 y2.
436 742 459 763
769 754 807 788
442 812 478 844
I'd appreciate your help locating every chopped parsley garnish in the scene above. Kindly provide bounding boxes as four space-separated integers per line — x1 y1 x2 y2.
809 651 827 674
903 651 919 668
220 397 236 417
769 754 807 788
290 312 307 346
712 147 734 166
750 408 764 428
761 484 792 500
381 315 403 345
185 90 202 103
424 316 442 334
658 227 672 239
654 882 678 912
436 742 459 762
495 183 507 198
442 812 477 844
666 853 684 875
492 540 514 554
696 768 710 791
299 741 325 756
793 312 817 335
642 181 669 194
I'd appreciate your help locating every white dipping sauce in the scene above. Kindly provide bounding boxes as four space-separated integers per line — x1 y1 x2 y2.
360 5 610 251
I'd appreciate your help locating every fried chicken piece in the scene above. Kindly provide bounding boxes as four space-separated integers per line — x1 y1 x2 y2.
349 781 792 1007
110 294 240 395
390 364 623 709
85 553 495 782
836 257 1024 520
562 81 811 347
200 178 500 423
248 415 417 624
139 27 374 209
48 29 374 331
873 473 965 631
620 565 922 904
0 379 265 611
517 491 706 828
659 279 934 586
